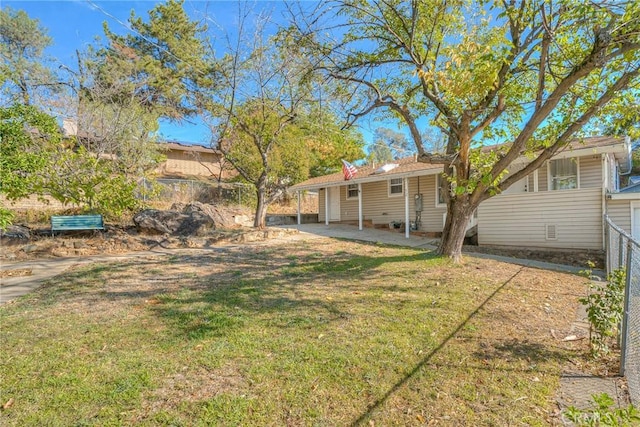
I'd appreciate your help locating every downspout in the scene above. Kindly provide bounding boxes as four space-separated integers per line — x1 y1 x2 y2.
620 136 634 176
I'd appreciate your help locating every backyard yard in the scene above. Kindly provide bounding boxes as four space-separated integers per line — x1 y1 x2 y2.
0 237 590 425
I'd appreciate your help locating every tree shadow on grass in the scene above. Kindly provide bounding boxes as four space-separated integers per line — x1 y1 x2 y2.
473 339 573 365
348 266 526 426
145 248 439 340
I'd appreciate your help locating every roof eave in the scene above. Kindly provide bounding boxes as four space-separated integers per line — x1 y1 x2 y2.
290 166 443 191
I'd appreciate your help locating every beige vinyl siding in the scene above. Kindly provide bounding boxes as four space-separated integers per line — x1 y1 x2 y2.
538 163 549 192
606 199 632 234
341 185 359 221
579 155 602 189
318 188 326 222
411 175 447 232
158 150 226 178
359 176 446 232
478 188 603 249
361 180 406 225
315 175 446 232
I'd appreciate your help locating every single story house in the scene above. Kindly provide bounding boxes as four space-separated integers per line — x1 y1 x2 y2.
290 136 637 250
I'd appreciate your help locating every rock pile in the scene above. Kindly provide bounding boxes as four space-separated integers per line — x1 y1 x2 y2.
133 202 253 236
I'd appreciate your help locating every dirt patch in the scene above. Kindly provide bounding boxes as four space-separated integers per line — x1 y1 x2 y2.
464 244 604 270
0 226 300 263
0 268 32 279
0 204 279 262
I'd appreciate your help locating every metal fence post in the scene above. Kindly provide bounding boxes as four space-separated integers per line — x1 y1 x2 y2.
619 233 625 269
620 240 633 376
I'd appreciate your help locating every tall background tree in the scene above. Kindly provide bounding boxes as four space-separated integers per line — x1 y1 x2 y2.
203 6 363 227
0 5 188 217
293 0 640 261
0 7 58 107
368 127 413 164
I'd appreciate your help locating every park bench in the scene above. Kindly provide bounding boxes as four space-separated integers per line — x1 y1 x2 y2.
51 214 104 236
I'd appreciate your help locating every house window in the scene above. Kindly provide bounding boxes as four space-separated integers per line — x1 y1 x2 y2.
436 174 446 206
388 178 403 197
549 158 578 190
346 183 359 200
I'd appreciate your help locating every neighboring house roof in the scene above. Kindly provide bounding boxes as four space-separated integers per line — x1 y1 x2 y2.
160 141 221 155
291 136 632 191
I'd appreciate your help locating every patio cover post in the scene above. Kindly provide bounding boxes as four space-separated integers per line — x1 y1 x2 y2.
297 190 301 225
358 183 363 231
324 188 329 226
404 178 410 239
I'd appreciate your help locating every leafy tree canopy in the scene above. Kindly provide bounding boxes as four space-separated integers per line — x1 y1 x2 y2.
293 0 640 260
0 104 56 200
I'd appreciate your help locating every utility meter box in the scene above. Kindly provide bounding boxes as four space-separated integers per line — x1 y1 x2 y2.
414 194 423 212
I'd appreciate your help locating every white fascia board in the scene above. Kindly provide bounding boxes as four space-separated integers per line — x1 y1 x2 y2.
292 168 441 191
547 141 628 161
607 193 640 200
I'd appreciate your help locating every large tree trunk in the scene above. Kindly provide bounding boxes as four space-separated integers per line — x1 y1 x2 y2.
437 196 476 262
254 186 268 228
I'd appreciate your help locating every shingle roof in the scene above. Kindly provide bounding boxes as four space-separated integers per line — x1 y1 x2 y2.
291 136 628 191
160 141 221 154
291 156 442 190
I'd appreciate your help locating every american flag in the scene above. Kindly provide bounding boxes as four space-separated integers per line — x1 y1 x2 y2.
342 159 357 180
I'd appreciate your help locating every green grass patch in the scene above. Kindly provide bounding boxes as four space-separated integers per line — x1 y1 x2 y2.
0 239 586 425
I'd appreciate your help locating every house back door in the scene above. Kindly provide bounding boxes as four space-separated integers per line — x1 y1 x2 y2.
329 186 341 222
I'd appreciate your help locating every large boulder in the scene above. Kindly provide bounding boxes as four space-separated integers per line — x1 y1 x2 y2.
171 202 251 228
0 225 31 240
133 208 216 236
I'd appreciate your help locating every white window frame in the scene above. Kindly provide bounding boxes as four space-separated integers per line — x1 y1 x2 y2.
548 157 580 191
436 174 447 207
388 178 404 197
346 183 359 200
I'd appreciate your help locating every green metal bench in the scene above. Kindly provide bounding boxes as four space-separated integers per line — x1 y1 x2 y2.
51 214 104 236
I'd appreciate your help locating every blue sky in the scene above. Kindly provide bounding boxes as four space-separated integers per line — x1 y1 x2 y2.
4 0 297 145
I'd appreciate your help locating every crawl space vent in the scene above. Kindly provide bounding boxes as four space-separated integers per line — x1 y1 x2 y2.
545 224 557 240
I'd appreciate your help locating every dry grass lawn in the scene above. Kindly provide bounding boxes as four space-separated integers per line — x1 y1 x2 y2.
0 237 589 426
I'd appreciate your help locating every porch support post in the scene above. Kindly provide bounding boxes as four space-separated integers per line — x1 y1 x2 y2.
533 170 539 192
324 188 329 226
297 190 301 225
358 183 363 231
404 178 410 239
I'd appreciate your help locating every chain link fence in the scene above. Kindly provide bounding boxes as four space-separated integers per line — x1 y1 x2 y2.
140 178 253 207
604 215 640 404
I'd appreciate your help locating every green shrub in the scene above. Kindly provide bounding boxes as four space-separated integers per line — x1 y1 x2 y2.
565 393 640 426
579 267 625 358
0 205 14 230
